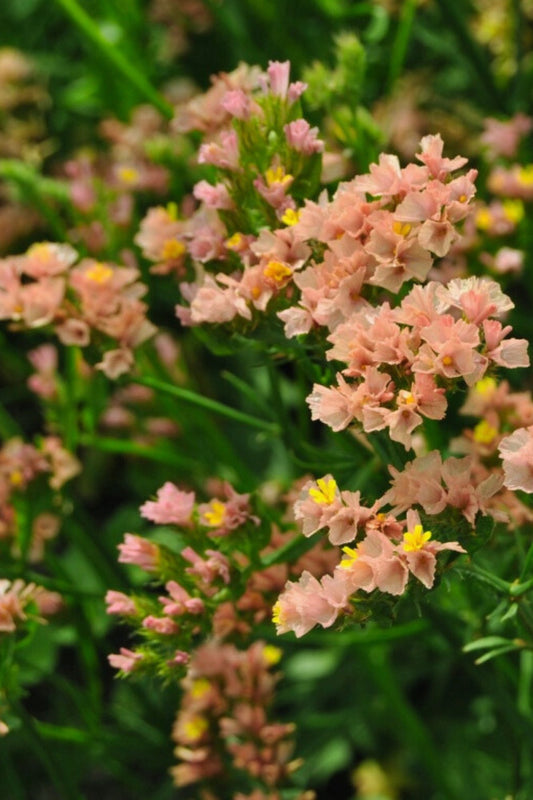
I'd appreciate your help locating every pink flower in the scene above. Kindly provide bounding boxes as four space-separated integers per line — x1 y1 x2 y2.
140 482 195 526
273 571 342 637
105 590 137 616
284 119 324 154
95 348 135 379
108 647 143 673
498 427 533 492
193 180 234 210
118 533 160 572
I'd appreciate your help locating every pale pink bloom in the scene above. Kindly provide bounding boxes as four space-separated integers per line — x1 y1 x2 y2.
353 153 428 197
142 615 179 634
40 436 81 490
181 546 231 585
198 129 239 170
169 650 190 666
416 133 468 180
19 278 65 328
28 512 60 562
284 119 324 154
253 173 294 213
356 531 409 595
380 451 447 516
22 242 78 279
401 510 465 589
293 475 342 537
481 114 532 159
160 581 205 616
105 590 137 616
0 579 32 632
436 277 514 323
306 375 360 432
134 205 186 267
277 304 314 337
498 427 533 492
273 571 341 637
27 344 58 400
396 282 445 328
366 222 433 292
193 180 234 210
118 533 160 572
327 490 376 545
418 218 457 257
198 483 255 536
140 482 195 526
486 247 524 275
221 89 254 119
414 315 486 386
482 319 530 369
56 318 91 346
108 647 143 673
96 348 135 379
265 60 291 96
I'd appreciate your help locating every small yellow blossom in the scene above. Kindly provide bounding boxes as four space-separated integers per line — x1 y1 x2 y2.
281 208 300 226
265 166 292 186
397 390 416 406
475 208 493 231
203 500 227 527
85 262 113 283
9 470 23 487
263 260 292 283
518 165 533 187
27 242 51 260
402 524 432 552
474 376 497 396
161 239 186 260
340 546 359 569
183 715 209 741
272 600 284 626
473 420 498 445
190 678 211 699
225 232 244 250
392 221 412 237
117 166 139 185
309 478 337 505
502 199 524 224
263 644 282 666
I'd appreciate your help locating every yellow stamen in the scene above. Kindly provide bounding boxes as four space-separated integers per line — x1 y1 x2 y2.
265 166 292 186
340 545 359 569
308 478 337 505
442 355 454 367
281 208 300 226
117 166 139 185
225 232 244 250
183 715 208 741
518 165 533 187
9 470 23 487
203 500 227 527
272 600 284 626
392 221 412 237
161 239 186 260
263 260 292 283
27 243 51 260
85 262 113 283
398 390 416 406
474 376 497 396
458 194 468 203
502 199 524 224
190 678 211 699
263 645 282 666
473 419 498 445
402 524 432 552
475 208 492 231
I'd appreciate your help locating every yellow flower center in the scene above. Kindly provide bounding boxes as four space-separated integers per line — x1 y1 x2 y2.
203 500 227 527
475 208 492 231
502 199 524 224
442 355 454 366
85 262 113 283
518 165 533 186
161 239 186 260
340 545 359 569
473 419 498 445
474 376 497 396
397 390 416 406
402 524 432 552
308 478 337 505
263 644 282 666
183 715 209 741
190 678 211 699
272 600 284 626
281 208 300 226
265 166 292 186
263 260 292 283
225 232 244 250
117 166 139 185
392 221 412 236
9 469 23 486
27 243 51 260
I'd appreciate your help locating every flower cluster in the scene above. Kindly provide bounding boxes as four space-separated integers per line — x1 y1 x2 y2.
0 242 157 377
171 640 310 798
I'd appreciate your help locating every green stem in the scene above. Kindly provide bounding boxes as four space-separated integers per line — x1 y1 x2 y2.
53 0 174 119
387 0 418 91
131 375 281 435
79 432 197 471
456 563 512 595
